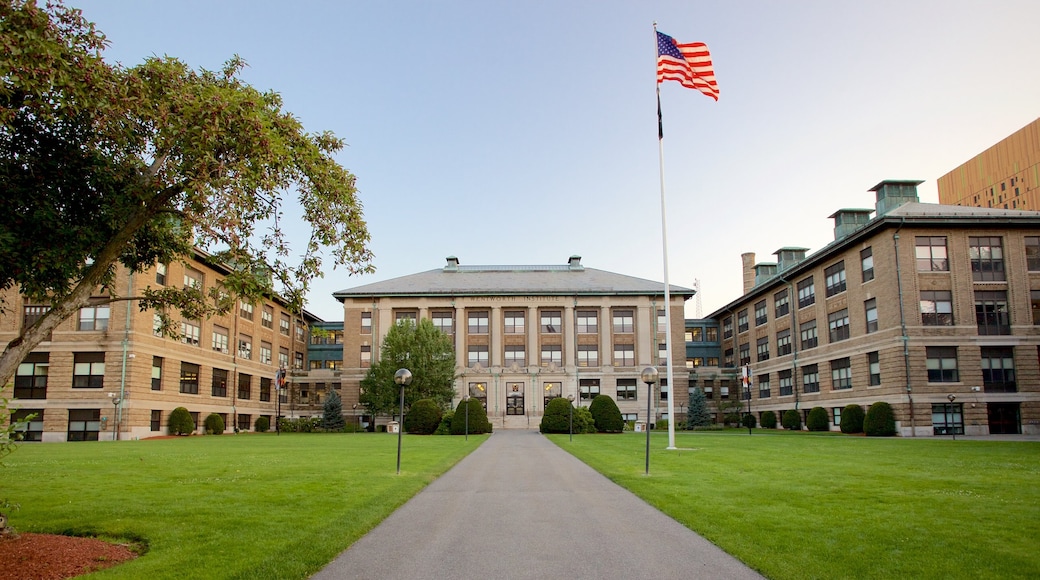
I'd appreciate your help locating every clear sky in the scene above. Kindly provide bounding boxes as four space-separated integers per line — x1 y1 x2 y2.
77 0 1040 322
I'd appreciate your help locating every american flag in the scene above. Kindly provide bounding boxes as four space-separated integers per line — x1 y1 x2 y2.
656 31 718 101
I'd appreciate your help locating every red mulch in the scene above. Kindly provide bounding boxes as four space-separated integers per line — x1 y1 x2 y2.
0 532 138 580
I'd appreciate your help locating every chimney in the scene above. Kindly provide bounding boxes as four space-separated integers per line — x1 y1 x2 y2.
444 256 460 272
829 209 874 241
741 252 756 294
871 180 923 216
568 255 584 271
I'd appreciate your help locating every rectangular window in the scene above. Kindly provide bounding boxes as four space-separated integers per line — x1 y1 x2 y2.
779 370 793 396
468 311 489 334
970 236 1007 281
737 309 749 333
861 247 874 282
832 407 842 427
613 310 634 333
14 352 48 399
754 300 768 326
150 409 161 431
182 320 201 346
724 348 734 368
294 351 303 370
705 327 718 342
776 328 792 356
1033 290 1040 325
577 311 598 334
981 346 1016 393
239 302 254 321
153 312 163 337
78 303 110 331
260 342 273 365
541 311 562 333
802 364 820 393
212 368 228 397
1026 237 1040 271
23 304 50 332
690 327 704 342
657 310 667 331
238 373 251 401
183 267 203 289
281 313 292 336
660 379 669 401
260 377 272 402
868 351 881 386
926 346 959 382
504 345 526 367
916 236 949 271
67 409 101 442
756 336 769 362
212 325 229 353
504 311 525 334
616 379 637 401
704 381 714 399
180 362 200 394
261 306 274 329
723 317 733 339
151 356 162 391
932 403 963 436
975 290 1010 335
238 335 252 360
824 261 847 297
11 409 42 442
614 343 635 366
799 319 818 350
831 357 852 390
279 347 289 369
797 277 815 309
758 374 770 399
395 311 417 325
72 352 105 388
828 309 850 342
468 345 489 367
360 345 371 367
577 344 598 367
432 311 454 335
738 343 750 366
864 298 878 334
658 342 668 366
237 414 252 432
707 357 718 366
774 289 789 318
579 379 600 401
920 291 954 326
155 262 167 285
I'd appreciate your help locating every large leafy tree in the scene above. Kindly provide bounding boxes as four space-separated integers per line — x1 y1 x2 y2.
359 319 457 418
0 1 373 387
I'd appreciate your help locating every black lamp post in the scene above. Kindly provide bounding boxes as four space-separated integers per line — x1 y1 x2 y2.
947 393 957 441
567 394 575 442
463 394 470 441
394 368 412 474
276 366 286 436
352 403 359 434
641 366 659 476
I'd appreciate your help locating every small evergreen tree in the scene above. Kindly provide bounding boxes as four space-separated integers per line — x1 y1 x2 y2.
539 397 573 434
864 401 897 437
405 398 442 435
574 406 596 433
323 388 346 431
168 407 194 435
451 398 491 435
686 388 713 428
760 410 777 429
589 394 624 432
254 416 270 432
840 404 865 434
204 413 225 435
781 409 802 431
807 406 830 431
741 413 757 429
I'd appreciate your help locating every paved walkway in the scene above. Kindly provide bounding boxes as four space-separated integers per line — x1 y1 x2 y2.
312 429 763 580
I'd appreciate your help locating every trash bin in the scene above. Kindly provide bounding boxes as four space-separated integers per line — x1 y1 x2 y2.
634 420 647 433
387 421 400 434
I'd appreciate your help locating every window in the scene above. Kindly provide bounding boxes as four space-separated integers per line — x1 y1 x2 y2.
758 374 770 399
23 305 50 332
828 309 850 342
542 381 562 406
981 346 1016 392
281 313 292 335
831 358 852 390
723 348 734 368
67 409 101 442
705 327 718 342
78 304 110 331
504 311 525 334
797 277 815 309
916 236 949 271
577 344 598 367
754 300 768 326
360 345 371 367
468 311 489 334
658 342 668 366
975 290 1010 335
260 377 272 402
179 362 200 394
737 309 749 333
150 410 161 432
799 319 817 349
707 357 719 367
860 247 874 282
260 342 272 365
932 403 963 436
1026 237 1040 271
688 358 701 368
237 414 252 432
802 364 820 393
738 343 750 366
432 311 454 335
72 352 105 388
182 320 201 346
238 373 251 400
151 356 163 391
279 348 289 369
969 237 1005 281
183 267 203 289
579 379 600 401
541 344 562 367
776 328 792 356
611 343 633 367
926 346 958 382
541 311 562 333
468 345 489 367
756 336 769 362
616 379 637 401
920 291 953 326
212 368 228 397
703 381 715 399
864 298 878 334
824 261 846 297
774 289 789 318
577 311 598 334
155 262 167 285
779 370 793 396
294 351 303 370
261 306 274 329
687 327 702 343
657 309 667 331
153 312 163 337
469 382 488 407
504 345 526 367
212 325 229 353
660 379 669 401
239 302 254 321
832 407 842 427
868 351 881 386
15 353 48 399
613 310 634 333
723 317 733 339
238 335 252 360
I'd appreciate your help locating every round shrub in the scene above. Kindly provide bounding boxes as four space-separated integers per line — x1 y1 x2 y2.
589 394 624 432
575 406 596 433
204 413 225 435
405 398 442 435
451 398 491 435
840 404 865 434
781 409 802 431
864 401 897 437
434 410 454 435
760 410 777 429
254 416 270 432
168 407 194 435
741 413 757 429
806 407 829 432
539 397 573 434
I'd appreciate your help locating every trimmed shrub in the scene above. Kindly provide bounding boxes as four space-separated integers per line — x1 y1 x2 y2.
806 407 829 432
451 398 491 435
540 397 574 434
575 406 596 433
168 407 194 436
864 401 897 437
434 410 454 435
254 416 270 432
589 394 625 433
840 404 865 434
781 409 802 431
204 413 225 435
760 410 777 429
741 413 757 429
405 399 443 435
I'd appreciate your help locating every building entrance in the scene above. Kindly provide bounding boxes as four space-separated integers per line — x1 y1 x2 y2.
506 382 524 415
987 403 1021 434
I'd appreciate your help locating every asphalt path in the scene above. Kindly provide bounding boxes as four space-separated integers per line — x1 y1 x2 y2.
312 429 763 580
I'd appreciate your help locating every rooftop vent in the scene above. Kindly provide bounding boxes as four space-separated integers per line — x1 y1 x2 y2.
568 255 583 271
774 247 809 272
829 209 874 240
444 256 460 272
871 180 922 216
754 263 778 286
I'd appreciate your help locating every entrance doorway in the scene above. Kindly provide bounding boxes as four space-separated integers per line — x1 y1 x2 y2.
987 403 1021 434
506 382 524 415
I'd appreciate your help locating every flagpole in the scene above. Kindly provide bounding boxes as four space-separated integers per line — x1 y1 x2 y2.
654 22 677 450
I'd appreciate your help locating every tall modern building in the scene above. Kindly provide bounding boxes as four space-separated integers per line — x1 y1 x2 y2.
711 180 1040 436
332 256 693 429
937 117 1040 211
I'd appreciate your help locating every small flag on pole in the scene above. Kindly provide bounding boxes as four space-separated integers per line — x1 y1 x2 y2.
656 30 718 100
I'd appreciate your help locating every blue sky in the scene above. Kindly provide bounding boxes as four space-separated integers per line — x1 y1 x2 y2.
78 0 1040 321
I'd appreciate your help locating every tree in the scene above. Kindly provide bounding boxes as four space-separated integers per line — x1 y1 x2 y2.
864 401 897 437
781 409 802 431
840 404 865 434
359 319 457 418
450 398 491 435
322 388 345 431
589 394 624 432
0 1 373 390
685 388 713 428
539 397 573 434
168 407 194 435
806 406 830 431
404 398 442 435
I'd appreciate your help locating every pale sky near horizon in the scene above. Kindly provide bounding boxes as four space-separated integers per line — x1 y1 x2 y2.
78 0 1040 322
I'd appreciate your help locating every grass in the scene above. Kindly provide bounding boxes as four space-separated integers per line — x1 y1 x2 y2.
547 429 1040 580
1 432 487 579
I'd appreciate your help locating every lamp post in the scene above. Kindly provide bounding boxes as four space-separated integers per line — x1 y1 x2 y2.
276 366 286 436
352 403 359 434
678 402 686 430
108 393 121 441
947 394 957 441
463 394 470 441
641 366 659 476
567 394 575 442
394 368 412 474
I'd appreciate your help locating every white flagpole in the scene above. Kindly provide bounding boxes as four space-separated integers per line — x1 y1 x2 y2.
654 22 677 450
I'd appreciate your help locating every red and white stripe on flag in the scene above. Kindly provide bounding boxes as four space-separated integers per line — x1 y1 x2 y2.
657 32 719 101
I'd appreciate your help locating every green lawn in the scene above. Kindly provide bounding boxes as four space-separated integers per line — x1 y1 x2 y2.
548 429 1040 580
2 433 486 579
